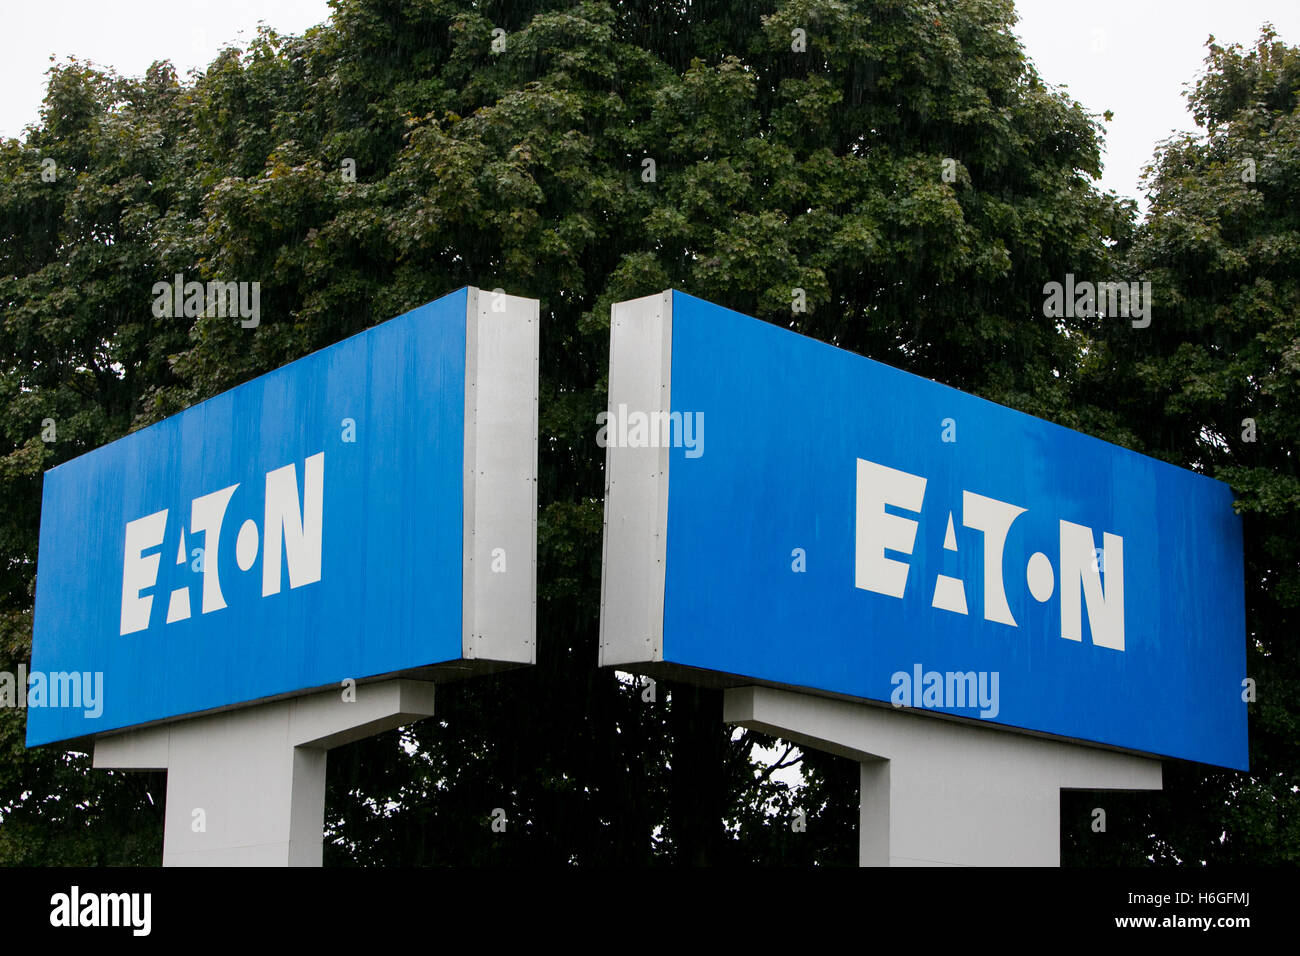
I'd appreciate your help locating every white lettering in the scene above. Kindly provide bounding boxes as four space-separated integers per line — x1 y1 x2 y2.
854 459 926 598
190 484 238 613
263 453 325 596
1060 520 1125 650
120 510 168 635
962 490 1027 626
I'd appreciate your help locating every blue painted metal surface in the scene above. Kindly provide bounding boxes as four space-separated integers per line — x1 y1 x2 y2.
28 289 469 746
662 292 1248 769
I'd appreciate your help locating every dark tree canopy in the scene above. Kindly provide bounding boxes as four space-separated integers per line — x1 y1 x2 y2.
1065 26 1300 865
0 1 1289 865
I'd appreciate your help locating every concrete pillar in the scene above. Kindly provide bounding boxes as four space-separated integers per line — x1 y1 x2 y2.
724 685 1161 866
94 679 436 866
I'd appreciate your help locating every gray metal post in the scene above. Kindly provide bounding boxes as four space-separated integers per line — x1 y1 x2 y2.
94 679 436 866
724 685 1161 866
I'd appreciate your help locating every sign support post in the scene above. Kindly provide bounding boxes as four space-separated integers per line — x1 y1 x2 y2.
724 685 1160 866
30 287 539 867
93 679 435 866
600 290 1245 867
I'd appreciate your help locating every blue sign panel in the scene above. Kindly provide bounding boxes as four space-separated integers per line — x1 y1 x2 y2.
29 287 537 747
603 291 1248 770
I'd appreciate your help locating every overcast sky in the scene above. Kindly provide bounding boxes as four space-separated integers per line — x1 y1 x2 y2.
1 1 1298 210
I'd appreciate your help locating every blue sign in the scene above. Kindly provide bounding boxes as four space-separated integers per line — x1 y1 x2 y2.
600 291 1248 770
29 287 538 746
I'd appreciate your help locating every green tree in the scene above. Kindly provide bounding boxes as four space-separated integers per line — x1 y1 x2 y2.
2 0 1133 865
1064 26 1300 865
0 57 190 864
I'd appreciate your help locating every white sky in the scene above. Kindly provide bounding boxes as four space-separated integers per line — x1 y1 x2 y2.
1014 0 1300 207
1 1 1299 207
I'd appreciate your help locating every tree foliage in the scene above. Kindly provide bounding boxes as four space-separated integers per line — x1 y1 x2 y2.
1065 26 1300 865
5 1 1278 866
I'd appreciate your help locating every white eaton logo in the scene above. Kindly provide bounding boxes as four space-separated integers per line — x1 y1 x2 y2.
855 457 1124 651
120 452 324 636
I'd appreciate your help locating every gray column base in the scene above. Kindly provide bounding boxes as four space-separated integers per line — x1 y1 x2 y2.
724 685 1161 867
94 679 436 866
